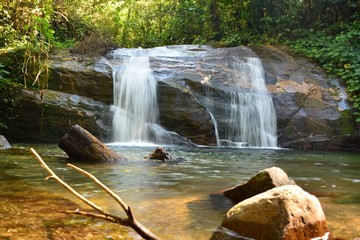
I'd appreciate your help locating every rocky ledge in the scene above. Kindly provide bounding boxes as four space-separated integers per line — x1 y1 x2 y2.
2 45 359 150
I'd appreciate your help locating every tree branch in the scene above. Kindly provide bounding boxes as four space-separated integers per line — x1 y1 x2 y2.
67 163 129 213
31 148 160 240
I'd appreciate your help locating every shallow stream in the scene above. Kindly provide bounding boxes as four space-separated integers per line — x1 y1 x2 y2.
0 144 359 239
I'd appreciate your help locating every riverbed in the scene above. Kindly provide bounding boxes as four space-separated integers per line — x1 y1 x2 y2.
0 144 359 239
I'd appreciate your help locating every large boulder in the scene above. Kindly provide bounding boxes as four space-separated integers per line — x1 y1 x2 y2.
223 167 296 204
2 89 111 143
48 57 113 104
215 185 334 240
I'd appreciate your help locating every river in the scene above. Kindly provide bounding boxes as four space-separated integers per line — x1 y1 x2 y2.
0 144 359 239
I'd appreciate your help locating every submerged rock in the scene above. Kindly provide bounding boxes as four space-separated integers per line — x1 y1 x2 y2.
223 166 296 204
145 146 184 162
215 185 334 240
146 147 173 161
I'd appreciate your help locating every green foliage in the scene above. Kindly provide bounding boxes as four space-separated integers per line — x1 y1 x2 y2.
0 75 20 131
164 0 207 44
0 63 10 82
0 63 11 130
0 1 53 88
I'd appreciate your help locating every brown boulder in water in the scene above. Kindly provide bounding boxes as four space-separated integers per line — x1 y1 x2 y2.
214 185 333 240
223 166 296 204
146 147 173 161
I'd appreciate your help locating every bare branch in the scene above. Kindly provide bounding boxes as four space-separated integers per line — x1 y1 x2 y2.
32 66 45 86
31 148 106 214
67 163 129 213
31 148 160 240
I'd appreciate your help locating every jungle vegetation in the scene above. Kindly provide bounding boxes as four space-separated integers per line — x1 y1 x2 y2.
0 0 360 128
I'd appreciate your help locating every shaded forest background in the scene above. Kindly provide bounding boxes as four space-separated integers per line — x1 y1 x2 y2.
0 0 360 129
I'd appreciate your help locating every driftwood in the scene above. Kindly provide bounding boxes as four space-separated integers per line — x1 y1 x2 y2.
58 124 123 162
31 148 159 240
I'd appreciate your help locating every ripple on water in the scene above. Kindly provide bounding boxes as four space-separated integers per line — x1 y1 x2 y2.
0 145 359 239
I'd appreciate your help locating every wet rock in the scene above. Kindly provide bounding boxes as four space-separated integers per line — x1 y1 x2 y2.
157 81 217 146
2 89 111 143
251 46 360 151
216 185 334 240
0 135 11 149
210 226 244 240
223 167 296 204
146 147 173 161
146 147 185 162
48 57 113 104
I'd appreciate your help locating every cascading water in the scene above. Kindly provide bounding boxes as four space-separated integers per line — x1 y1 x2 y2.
228 57 277 147
210 57 277 148
112 56 159 143
109 46 276 148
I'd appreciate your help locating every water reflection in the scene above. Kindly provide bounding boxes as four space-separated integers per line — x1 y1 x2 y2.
0 145 359 239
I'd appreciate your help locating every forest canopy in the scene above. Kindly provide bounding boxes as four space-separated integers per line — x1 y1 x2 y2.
0 0 360 123
1 0 359 48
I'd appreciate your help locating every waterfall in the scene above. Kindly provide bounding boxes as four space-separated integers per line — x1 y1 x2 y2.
109 46 276 148
227 57 277 147
112 56 159 143
214 57 277 148
209 112 220 146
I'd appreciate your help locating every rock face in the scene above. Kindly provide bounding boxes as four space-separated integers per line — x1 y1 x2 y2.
217 185 334 240
2 89 111 143
223 167 296 204
251 46 359 150
157 81 217 145
48 57 113 104
3 45 360 149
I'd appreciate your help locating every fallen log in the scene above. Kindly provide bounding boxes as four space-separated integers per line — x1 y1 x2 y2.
58 124 123 162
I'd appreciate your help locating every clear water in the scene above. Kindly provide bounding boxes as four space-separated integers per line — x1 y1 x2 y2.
0 145 359 239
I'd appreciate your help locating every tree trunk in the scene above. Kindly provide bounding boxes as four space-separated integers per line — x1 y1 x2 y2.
58 124 123 162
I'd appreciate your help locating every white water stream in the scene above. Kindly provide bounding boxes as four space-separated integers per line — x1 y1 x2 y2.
112 56 159 143
110 48 277 148
211 57 277 148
